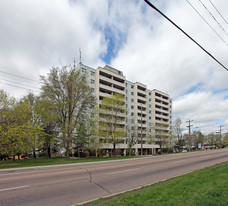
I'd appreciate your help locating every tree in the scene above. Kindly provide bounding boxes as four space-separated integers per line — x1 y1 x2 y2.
98 93 126 156
0 90 42 160
173 118 184 152
207 133 220 147
191 130 205 148
22 92 44 158
155 123 169 151
40 65 95 159
223 134 228 146
126 122 138 156
36 98 60 158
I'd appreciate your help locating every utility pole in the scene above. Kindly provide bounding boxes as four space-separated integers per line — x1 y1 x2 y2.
186 120 194 135
186 120 193 151
79 48 82 63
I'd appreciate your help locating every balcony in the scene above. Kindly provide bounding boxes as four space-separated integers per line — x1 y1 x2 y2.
137 95 147 102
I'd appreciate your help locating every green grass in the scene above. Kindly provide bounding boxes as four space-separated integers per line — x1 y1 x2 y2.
0 155 141 169
90 162 228 206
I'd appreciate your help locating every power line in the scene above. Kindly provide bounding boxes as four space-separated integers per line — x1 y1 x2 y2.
0 77 41 90
208 0 228 26
0 81 40 93
0 70 39 83
198 0 228 36
186 0 228 47
144 0 228 72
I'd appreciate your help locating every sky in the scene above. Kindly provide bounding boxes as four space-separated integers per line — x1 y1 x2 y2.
0 0 228 135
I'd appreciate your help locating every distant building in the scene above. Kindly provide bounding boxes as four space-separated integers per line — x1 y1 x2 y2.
76 63 172 155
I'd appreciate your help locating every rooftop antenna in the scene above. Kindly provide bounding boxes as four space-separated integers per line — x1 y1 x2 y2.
79 48 82 63
73 58 76 67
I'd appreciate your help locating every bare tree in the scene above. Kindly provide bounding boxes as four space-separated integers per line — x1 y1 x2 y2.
126 122 138 156
155 123 169 151
207 133 220 147
173 118 184 152
98 93 126 156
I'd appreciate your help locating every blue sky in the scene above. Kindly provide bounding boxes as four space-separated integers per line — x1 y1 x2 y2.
0 0 228 134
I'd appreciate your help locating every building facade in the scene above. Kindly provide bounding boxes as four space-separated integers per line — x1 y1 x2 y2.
77 63 172 155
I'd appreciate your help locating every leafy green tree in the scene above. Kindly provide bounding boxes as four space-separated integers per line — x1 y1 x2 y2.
36 98 60 158
98 93 126 156
22 93 44 158
0 90 42 160
223 134 228 146
40 65 95 159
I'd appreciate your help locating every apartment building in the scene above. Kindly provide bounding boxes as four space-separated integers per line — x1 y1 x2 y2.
77 63 172 155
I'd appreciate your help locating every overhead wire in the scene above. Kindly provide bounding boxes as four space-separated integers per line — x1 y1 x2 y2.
186 0 228 47
0 77 41 90
208 0 228 26
0 70 40 83
0 81 40 93
144 0 228 72
197 0 228 36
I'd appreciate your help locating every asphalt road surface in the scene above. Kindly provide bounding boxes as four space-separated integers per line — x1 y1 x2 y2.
0 149 227 206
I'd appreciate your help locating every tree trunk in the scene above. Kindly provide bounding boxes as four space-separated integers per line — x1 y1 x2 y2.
33 149 36 158
113 143 116 157
47 145 51 158
129 146 132 156
66 139 70 159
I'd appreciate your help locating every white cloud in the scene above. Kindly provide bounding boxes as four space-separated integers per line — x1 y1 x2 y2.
0 0 107 98
0 0 228 134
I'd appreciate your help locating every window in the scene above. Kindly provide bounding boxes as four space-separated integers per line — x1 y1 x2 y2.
131 85 134 89
149 110 151 114
82 68 86 73
91 88 94 92
131 98 134 103
91 79 95 84
131 112 134 116
149 104 151 108
91 71 95 76
149 92 151 95
149 98 151 102
131 105 134 109
131 119 134 123
131 92 134 95
149 116 151 120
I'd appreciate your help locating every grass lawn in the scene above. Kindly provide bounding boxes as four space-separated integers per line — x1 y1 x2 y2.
0 155 141 169
89 162 228 206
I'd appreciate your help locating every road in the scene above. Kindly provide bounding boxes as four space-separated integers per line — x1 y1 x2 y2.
0 149 227 206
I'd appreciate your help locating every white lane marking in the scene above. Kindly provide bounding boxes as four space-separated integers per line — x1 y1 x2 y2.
173 160 186 163
0 185 29 192
107 168 140 175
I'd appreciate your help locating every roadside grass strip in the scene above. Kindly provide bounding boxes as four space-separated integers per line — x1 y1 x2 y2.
0 156 141 169
89 162 228 206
